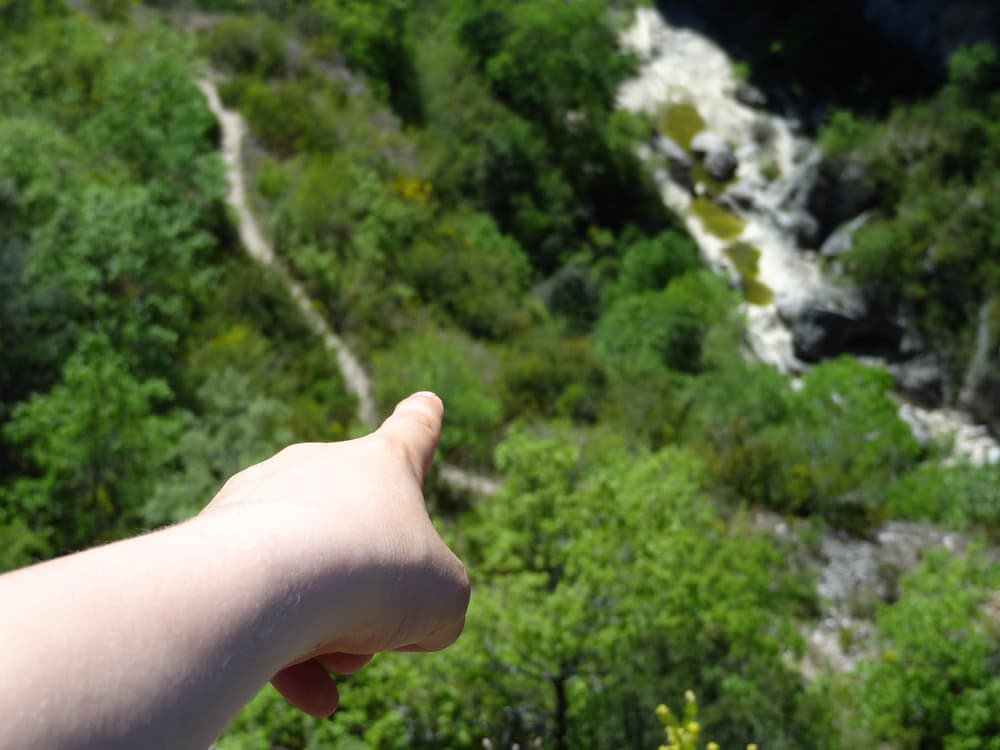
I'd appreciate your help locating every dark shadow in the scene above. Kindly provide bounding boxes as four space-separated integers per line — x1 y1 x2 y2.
653 0 997 128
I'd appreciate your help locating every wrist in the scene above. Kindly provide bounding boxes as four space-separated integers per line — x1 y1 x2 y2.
193 502 364 667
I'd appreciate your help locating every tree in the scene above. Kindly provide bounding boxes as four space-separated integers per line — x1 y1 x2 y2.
460 0 632 134
372 328 503 466
25 181 215 374
595 271 734 375
825 43 1000 380
81 27 221 197
615 230 701 298
399 211 533 339
2 333 180 552
144 368 293 526
461 429 823 749
692 356 922 530
857 548 1000 749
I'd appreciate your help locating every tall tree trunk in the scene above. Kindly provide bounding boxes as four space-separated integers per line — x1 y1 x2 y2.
553 674 568 750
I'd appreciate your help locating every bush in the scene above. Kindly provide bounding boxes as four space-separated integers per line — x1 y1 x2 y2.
497 328 606 422
199 15 288 77
595 271 734 375
617 229 700 297
399 211 533 339
827 43 1000 383
857 548 1000 748
372 328 503 466
886 462 1000 531
535 263 602 331
231 77 338 155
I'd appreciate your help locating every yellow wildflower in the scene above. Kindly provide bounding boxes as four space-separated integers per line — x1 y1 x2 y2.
655 704 668 718
708 743 720 750
684 689 696 703
687 721 700 734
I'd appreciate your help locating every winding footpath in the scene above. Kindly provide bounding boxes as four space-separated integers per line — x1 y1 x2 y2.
197 77 501 496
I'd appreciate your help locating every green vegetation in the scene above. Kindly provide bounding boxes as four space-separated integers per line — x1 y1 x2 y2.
2 2 999 748
760 158 781 182
857 549 1000 748
819 44 1000 379
731 60 751 84
724 241 774 305
0 12 353 561
654 692 736 750
372 328 503 466
885 462 1000 533
660 102 706 150
691 197 747 239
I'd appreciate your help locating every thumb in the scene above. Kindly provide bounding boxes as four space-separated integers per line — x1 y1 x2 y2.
377 391 444 479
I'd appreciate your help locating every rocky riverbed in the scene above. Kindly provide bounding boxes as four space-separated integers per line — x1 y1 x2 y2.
618 7 999 466
618 6 999 676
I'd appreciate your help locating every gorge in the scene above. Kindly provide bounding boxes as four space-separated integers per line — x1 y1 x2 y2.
619 7 1000 465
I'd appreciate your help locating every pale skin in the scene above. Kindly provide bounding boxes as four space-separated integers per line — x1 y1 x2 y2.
0 391 470 750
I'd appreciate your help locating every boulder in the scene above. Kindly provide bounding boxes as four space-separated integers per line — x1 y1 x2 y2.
821 210 877 259
652 134 693 190
792 304 903 362
889 354 946 407
690 131 738 182
783 210 820 248
718 179 760 212
735 83 767 108
958 299 1000 436
804 157 877 246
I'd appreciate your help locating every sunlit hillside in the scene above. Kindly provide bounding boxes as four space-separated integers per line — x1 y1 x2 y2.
2 1 998 747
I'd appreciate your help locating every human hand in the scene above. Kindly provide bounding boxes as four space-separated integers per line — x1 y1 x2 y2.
202 392 470 716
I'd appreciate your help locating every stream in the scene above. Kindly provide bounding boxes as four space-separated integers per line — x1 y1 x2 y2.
618 7 1000 465
617 7 999 674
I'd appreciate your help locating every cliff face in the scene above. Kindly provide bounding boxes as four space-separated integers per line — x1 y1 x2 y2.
960 300 1000 437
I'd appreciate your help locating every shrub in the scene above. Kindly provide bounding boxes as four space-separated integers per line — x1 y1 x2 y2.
199 15 287 77
372 328 503 466
857 548 1000 748
617 229 701 297
886 462 1000 531
596 271 734 375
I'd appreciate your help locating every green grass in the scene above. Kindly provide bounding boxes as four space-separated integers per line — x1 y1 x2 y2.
690 197 746 240
724 241 773 305
659 103 705 151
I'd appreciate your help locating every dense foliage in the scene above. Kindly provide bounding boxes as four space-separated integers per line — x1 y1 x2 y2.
858 549 1000 749
2 1 998 748
821 44 1000 385
0 9 354 560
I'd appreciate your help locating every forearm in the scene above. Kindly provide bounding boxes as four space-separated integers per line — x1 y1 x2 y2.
0 507 304 750
0 394 470 747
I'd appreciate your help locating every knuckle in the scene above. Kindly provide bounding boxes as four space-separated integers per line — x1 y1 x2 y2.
376 430 422 473
403 408 437 435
